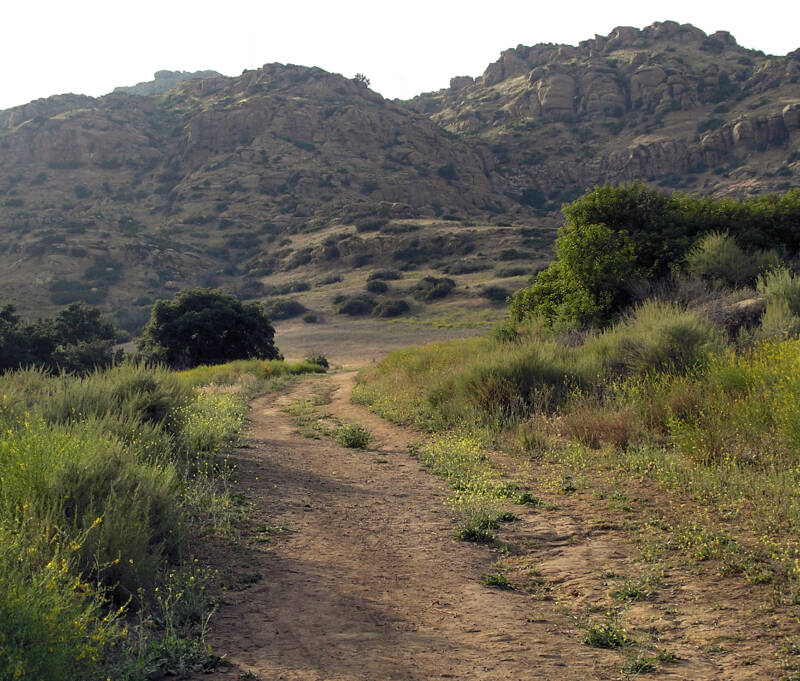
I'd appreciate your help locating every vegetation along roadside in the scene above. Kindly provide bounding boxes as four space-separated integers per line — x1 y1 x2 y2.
0 357 325 681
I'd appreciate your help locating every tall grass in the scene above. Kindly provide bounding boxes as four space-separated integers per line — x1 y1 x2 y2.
0 357 324 680
354 302 721 430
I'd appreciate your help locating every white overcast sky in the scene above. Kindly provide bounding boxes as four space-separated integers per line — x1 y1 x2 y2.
2 0 799 111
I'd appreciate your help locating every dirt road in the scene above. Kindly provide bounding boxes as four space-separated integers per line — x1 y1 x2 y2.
195 372 788 681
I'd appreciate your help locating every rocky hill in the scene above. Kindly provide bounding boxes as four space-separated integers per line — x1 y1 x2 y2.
0 21 798 330
409 21 800 208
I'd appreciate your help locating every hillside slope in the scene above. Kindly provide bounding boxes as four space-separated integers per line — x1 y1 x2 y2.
0 20 798 324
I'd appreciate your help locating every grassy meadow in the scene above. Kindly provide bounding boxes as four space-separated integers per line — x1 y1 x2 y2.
0 358 323 681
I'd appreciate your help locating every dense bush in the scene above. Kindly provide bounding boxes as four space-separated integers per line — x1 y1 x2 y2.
481 285 510 303
335 294 377 316
365 279 389 294
139 289 280 368
511 184 800 327
373 299 410 317
354 217 388 232
595 301 725 375
265 299 307 320
755 267 800 338
685 231 780 286
0 357 324 679
413 276 456 302
367 269 402 281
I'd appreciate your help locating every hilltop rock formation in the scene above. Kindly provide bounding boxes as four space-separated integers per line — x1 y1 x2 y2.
113 70 224 96
410 20 800 204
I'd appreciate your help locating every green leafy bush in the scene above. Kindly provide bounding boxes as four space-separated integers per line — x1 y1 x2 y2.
511 184 800 328
374 299 410 317
335 294 377 316
0 302 119 375
366 279 389 294
337 423 371 449
0 519 119 681
596 301 725 376
265 299 307 320
755 267 800 339
367 270 402 281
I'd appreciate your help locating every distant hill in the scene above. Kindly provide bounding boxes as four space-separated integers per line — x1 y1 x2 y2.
0 21 797 327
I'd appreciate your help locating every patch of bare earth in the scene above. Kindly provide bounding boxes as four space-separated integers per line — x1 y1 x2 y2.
192 373 798 681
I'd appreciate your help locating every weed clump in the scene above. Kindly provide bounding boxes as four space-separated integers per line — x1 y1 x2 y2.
480 573 513 589
337 423 372 449
583 618 629 648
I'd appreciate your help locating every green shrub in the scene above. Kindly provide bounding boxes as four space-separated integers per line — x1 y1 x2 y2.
337 423 371 449
412 276 455 302
455 349 582 419
354 217 388 232
373 299 410 317
0 519 119 681
366 279 389 294
305 354 329 369
759 298 800 339
139 289 280 369
511 184 800 328
685 231 779 286
754 267 800 339
336 294 377 316
757 266 800 313
0 413 181 598
25 363 191 435
481 286 510 303
265 299 307 320
595 301 725 376
495 266 528 278
479 573 512 589
583 618 629 648
367 269 402 281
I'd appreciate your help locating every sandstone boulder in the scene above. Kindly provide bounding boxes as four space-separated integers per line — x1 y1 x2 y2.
529 71 576 117
579 69 626 114
450 76 474 91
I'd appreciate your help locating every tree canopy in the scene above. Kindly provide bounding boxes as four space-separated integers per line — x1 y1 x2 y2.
138 288 281 369
0 302 118 374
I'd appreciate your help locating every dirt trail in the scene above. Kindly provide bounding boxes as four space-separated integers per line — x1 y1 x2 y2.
195 372 613 680
195 372 786 681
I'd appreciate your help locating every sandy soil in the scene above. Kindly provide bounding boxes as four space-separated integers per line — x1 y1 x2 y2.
192 372 795 681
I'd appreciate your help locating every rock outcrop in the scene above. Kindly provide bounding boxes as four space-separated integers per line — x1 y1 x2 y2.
407 20 799 205
113 70 224 96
